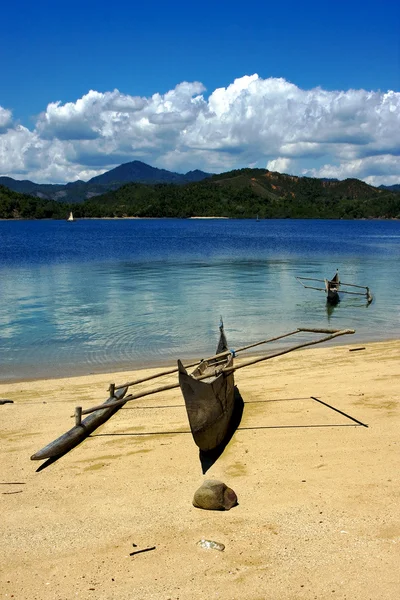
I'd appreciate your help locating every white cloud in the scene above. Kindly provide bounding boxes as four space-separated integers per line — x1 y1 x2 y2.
0 75 399 185
304 154 400 187
0 107 13 133
266 158 294 174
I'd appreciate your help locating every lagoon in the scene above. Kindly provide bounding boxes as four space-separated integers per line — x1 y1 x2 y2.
0 218 399 381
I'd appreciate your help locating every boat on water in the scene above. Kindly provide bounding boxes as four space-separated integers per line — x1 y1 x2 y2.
296 271 373 305
325 272 340 305
178 320 235 452
67 211 75 222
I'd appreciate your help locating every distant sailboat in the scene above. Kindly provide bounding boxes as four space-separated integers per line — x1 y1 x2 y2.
67 211 75 222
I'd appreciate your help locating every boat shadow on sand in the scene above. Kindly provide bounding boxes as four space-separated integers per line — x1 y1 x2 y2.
199 385 244 474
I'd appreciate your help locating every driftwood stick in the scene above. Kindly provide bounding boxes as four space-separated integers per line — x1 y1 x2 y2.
0 482 26 485
130 546 156 556
223 329 355 374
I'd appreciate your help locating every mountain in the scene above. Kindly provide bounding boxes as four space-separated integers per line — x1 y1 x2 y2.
1 167 399 220
379 184 400 192
78 168 400 220
87 160 210 185
0 161 211 203
0 176 66 197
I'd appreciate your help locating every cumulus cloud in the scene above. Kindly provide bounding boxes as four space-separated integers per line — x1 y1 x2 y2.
267 158 294 173
0 107 13 133
305 154 400 187
0 75 399 185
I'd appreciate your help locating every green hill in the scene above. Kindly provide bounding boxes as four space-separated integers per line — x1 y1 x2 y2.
79 169 400 219
1 169 399 220
0 185 69 219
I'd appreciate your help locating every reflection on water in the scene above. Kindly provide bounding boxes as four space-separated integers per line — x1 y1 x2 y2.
0 218 399 381
325 302 336 321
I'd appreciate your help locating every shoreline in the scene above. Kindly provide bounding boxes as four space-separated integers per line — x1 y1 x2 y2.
1 216 399 221
1 338 399 599
2 332 399 385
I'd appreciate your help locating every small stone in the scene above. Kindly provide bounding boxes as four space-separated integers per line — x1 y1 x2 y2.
193 479 238 511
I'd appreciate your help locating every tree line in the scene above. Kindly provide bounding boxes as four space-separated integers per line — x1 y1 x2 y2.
1 171 399 220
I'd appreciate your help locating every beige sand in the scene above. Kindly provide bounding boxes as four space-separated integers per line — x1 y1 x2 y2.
1 340 399 600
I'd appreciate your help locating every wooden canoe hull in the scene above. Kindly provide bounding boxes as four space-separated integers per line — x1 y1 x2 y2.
326 273 340 305
326 289 340 305
31 387 128 461
178 357 235 452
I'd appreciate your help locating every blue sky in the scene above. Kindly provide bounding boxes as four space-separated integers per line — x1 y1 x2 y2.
0 0 399 185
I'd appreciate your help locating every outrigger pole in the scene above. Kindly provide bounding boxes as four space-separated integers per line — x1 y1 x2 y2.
222 328 355 374
78 328 355 416
113 328 305 392
31 327 355 468
296 276 372 301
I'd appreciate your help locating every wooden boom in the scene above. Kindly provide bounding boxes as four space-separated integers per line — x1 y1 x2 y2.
31 327 355 467
223 329 355 374
113 329 304 391
80 328 355 416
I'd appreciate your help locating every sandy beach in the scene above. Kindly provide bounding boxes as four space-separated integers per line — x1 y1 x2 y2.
1 339 399 600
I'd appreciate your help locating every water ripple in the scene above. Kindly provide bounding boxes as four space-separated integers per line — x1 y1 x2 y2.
1 219 399 380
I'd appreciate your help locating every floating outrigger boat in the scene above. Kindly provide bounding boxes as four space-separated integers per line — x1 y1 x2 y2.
296 271 373 305
31 322 355 469
325 272 340 305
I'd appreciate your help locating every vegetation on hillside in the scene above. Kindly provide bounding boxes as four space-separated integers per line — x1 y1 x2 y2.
1 168 400 220
0 186 68 219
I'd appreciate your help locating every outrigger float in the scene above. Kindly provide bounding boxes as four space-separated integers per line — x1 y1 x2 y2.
31 323 355 469
296 271 373 305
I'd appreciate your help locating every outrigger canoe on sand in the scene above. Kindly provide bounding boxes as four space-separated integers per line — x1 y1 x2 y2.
31 323 356 468
178 320 234 452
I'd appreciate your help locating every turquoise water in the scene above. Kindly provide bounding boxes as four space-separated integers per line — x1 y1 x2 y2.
0 218 399 381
